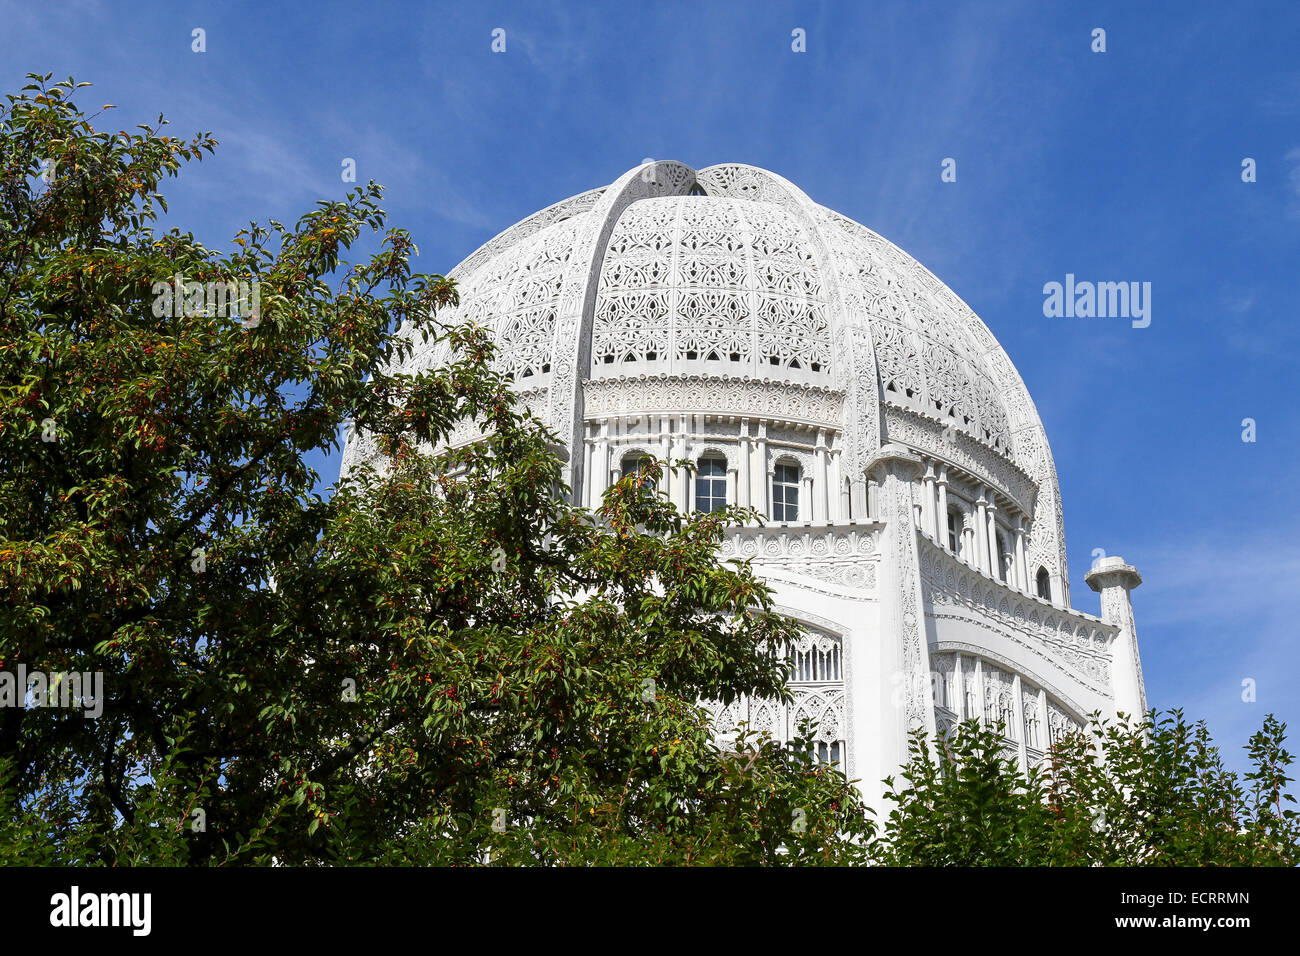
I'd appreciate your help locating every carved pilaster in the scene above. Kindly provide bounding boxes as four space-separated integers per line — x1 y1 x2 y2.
546 161 696 498
865 444 937 771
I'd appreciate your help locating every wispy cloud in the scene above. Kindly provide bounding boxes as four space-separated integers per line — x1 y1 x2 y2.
1123 527 1300 771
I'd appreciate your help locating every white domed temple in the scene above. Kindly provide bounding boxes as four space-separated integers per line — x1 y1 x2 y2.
341 161 1148 806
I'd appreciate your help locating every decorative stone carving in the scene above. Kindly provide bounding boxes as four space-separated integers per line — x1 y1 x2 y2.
930 651 1080 753
582 374 842 426
919 537 1114 685
592 196 832 383
882 403 1036 514
706 625 848 757
454 188 607 283
866 445 936 738
717 522 880 592
813 201 1070 596
1047 700 1084 744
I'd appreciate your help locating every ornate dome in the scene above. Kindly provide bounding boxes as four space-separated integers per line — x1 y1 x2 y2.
347 161 1071 600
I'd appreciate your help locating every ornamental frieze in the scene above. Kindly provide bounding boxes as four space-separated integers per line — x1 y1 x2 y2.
883 402 1037 514
717 522 880 592
582 374 844 426
918 537 1114 686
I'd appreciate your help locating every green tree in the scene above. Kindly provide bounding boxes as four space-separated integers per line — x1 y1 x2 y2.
878 719 1059 866
0 74 870 866
879 711 1300 866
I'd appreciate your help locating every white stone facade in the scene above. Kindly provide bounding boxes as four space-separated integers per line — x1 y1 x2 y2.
340 162 1148 808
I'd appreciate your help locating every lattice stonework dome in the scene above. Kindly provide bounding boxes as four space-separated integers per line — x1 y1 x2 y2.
341 162 1150 809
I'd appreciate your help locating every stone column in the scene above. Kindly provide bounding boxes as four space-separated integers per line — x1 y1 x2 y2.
921 460 937 539
754 422 769 518
612 414 625 484
657 416 675 507
833 446 848 521
851 478 868 520
586 436 597 510
613 415 626 485
800 474 814 523
1086 557 1148 723
936 467 950 549
814 430 829 522
864 444 937 783
1012 673 1027 773
595 420 612 507
986 496 1001 580
738 423 752 512
954 653 966 720
582 427 593 508
1013 517 1028 592
975 487 991 576
1036 688 1049 751
677 418 691 512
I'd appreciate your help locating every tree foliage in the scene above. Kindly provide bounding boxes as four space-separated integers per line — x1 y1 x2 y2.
879 711 1300 866
0 74 868 865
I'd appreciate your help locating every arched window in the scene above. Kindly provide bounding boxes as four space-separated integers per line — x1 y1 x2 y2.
947 509 962 554
772 460 800 521
785 629 845 767
621 454 655 491
788 635 842 683
998 696 1016 738
695 456 727 512
1025 709 1041 749
1036 566 1051 600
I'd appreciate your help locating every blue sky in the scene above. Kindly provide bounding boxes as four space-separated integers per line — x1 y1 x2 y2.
5 0 1298 772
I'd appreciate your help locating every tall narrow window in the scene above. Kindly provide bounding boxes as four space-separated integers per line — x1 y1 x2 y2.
999 697 1016 737
772 461 801 521
695 457 727 512
788 636 842 683
786 629 846 768
812 741 843 766
621 454 655 492
947 509 961 553
1025 710 1041 749
1036 566 1051 600
996 532 1009 582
